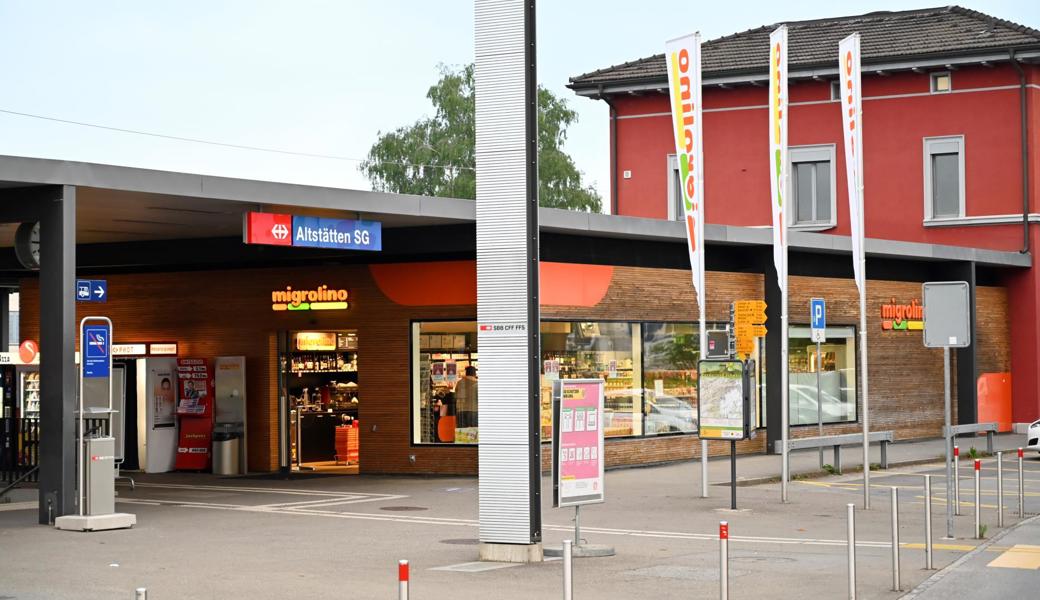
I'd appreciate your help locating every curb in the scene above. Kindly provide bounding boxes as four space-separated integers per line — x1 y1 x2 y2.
900 513 1039 599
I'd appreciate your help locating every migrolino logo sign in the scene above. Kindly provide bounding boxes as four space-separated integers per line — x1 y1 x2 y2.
271 285 349 312
881 298 923 331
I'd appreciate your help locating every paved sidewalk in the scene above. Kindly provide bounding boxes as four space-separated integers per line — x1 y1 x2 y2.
907 516 1040 599
0 433 1034 599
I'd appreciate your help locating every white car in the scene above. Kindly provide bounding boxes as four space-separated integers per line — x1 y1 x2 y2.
1027 419 1040 454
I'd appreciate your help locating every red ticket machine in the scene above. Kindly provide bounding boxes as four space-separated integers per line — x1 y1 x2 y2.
174 358 215 471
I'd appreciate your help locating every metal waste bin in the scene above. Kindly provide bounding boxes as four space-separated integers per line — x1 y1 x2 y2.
212 431 241 475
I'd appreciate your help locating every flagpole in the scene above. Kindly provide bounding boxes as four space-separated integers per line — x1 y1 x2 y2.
700 272 708 498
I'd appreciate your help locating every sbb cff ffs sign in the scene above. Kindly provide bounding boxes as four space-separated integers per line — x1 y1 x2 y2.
245 213 292 246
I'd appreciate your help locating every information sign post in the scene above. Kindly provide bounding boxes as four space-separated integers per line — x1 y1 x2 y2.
550 379 614 558
922 282 970 540
810 298 826 468
698 360 755 509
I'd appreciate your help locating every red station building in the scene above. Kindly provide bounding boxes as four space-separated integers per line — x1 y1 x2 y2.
568 6 1040 423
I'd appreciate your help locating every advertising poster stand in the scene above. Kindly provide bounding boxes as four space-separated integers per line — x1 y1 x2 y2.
697 360 756 510
547 379 614 558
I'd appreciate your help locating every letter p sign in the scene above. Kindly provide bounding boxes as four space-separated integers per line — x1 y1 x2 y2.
810 298 826 343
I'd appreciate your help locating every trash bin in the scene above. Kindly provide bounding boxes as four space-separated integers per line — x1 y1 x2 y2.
212 431 241 475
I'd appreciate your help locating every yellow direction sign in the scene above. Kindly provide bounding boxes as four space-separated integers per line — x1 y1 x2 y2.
734 300 767 325
735 337 755 358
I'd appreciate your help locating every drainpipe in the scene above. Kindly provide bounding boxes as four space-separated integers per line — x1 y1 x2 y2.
1009 49 1030 254
600 85 619 216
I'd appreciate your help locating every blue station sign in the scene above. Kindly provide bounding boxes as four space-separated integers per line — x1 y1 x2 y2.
244 212 381 252
76 279 107 303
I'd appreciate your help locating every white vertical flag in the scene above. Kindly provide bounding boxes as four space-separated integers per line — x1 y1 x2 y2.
768 26 788 290
839 33 865 292
665 33 705 308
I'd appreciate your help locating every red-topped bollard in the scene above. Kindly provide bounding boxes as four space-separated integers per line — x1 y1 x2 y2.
398 559 409 599
720 521 729 600
1018 448 1025 518
974 459 982 539
953 446 961 516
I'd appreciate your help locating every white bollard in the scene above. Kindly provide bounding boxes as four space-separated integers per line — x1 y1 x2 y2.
974 459 981 539
847 503 857 600
890 487 901 591
135 589 147 600
398 559 409 600
953 446 961 516
720 521 729 600
997 451 1004 528
563 539 573 600
923 475 933 570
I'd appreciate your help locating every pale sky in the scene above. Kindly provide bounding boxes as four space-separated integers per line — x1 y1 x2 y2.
0 1 1036 212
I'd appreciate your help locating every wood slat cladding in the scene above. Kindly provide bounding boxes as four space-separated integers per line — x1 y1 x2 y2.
18 262 1010 475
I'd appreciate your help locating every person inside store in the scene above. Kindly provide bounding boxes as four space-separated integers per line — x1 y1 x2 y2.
454 366 478 429
435 389 456 443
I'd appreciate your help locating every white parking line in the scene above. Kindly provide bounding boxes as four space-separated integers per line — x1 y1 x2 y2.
116 496 898 550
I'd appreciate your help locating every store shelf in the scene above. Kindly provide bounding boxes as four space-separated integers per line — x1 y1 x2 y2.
290 370 358 375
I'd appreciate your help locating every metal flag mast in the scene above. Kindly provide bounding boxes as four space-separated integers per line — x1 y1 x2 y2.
664 32 709 498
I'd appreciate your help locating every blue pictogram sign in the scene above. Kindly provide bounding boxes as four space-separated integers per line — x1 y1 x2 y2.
83 324 110 378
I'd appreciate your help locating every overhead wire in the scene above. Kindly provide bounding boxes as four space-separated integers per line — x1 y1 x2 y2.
0 107 475 172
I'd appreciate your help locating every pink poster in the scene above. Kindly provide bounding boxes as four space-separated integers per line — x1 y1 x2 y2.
556 379 604 506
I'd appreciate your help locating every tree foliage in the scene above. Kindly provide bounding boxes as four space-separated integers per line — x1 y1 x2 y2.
362 64 601 212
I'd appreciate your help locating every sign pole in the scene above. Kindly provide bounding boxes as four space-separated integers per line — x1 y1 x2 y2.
817 338 824 468
700 299 708 498
943 346 954 538
861 286 870 509
730 439 737 510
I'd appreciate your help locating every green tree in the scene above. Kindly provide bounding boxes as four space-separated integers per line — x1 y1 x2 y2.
361 64 601 212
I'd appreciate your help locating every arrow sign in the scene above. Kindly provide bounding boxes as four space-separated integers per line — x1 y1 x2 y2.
93 280 107 302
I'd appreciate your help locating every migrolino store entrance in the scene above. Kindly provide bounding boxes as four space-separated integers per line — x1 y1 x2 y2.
279 330 360 474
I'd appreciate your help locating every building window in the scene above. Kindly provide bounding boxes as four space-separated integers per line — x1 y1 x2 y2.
923 136 965 220
667 154 683 221
541 322 642 438
411 321 479 445
642 323 699 435
789 145 836 228
930 71 952 94
788 326 858 425
830 80 840 101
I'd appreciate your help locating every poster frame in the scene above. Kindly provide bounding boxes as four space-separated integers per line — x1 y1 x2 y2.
552 378 606 508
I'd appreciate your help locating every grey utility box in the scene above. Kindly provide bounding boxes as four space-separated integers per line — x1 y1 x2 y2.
922 281 971 348
85 436 116 515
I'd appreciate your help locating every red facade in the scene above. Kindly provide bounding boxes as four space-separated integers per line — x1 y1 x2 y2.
595 62 1040 421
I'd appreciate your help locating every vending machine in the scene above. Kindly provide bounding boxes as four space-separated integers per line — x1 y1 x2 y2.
174 358 214 471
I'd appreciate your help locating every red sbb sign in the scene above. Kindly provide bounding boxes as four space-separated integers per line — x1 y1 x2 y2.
244 212 293 247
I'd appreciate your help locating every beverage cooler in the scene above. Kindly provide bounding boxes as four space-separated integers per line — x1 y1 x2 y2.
17 366 40 420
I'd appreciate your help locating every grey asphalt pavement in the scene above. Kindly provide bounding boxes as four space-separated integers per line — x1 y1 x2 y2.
1 434 1036 599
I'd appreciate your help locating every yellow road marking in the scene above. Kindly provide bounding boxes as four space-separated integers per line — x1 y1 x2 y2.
987 544 1040 569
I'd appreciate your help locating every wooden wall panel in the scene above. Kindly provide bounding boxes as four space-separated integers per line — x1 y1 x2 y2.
18 262 1010 475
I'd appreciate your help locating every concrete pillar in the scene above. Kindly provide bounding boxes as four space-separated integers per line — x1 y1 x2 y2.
38 185 77 524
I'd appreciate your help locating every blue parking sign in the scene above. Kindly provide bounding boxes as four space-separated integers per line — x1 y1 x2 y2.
83 325 110 378
810 298 826 329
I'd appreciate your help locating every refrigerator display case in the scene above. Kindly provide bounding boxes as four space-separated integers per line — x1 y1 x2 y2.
18 367 39 420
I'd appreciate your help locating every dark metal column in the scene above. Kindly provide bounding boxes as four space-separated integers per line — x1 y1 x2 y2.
955 261 978 425
38 185 77 524
763 249 783 451
0 289 9 351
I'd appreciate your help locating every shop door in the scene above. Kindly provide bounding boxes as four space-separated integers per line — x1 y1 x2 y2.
278 330 359 474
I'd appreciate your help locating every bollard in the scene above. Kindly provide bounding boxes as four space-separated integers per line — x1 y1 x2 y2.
890 487 901 591
135 589 147 600
720 521 729 600
562 539 573 600
997 451 1004 528
398 559 409 600
847 503 857 600
953 446 961 516
1019 448 1025 519
923 475 933 570
973 459 981 539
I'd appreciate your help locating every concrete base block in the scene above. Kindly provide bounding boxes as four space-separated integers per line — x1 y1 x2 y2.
478 542 543 563
54 512 136 532
544 543 616 558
